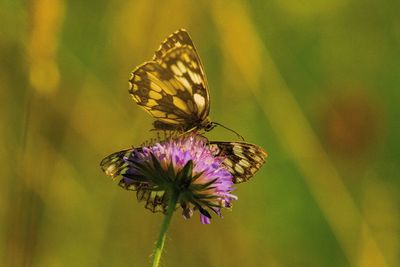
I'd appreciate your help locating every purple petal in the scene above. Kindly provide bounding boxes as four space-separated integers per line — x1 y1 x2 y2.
200 214 211 224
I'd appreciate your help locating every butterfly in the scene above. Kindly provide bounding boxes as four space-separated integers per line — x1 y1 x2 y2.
128 29 215 133
100 141 267 212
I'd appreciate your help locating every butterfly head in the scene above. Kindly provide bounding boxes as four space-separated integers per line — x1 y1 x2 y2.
203 119 216 132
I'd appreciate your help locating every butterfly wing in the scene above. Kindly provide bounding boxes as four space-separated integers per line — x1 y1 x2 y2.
129 30 211 132
153 29 196 61
100 148 168 213
153 29 209 93
100 149 132 178
209 141 268 183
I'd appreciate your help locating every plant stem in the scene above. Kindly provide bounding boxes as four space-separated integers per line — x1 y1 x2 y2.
151 190 179 267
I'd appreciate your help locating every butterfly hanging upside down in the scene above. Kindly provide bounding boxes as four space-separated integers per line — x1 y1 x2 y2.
100 137 267 213
129 29 242 137
101 140 267 185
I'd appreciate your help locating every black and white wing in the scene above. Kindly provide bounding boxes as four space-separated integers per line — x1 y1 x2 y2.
209 141 268 183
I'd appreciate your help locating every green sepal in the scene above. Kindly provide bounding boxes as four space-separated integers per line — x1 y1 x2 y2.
130 161 157 182
122 173 147 182
198 206 212 219
167 163 175 180
192 193 219 200
149 153 169 182
189 178 218 191
176 160 193 184
191 171 204 182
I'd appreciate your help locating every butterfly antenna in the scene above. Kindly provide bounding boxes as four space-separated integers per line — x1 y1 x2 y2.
213 122 245 141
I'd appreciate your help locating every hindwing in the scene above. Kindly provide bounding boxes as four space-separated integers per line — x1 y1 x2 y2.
209 142 268 183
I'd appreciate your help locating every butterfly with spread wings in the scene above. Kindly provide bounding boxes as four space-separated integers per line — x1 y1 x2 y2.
100 141 267 212
129 29 215 133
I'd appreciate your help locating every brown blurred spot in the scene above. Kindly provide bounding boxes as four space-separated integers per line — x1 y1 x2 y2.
322 87 382 157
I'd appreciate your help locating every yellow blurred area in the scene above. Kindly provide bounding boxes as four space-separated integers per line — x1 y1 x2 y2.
1 0 399 266
27 0 64 94
276 0 346 18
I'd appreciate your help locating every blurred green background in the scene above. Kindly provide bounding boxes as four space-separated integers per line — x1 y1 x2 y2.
1 0 399 266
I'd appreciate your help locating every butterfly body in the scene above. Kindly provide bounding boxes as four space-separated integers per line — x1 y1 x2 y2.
152 117 215 132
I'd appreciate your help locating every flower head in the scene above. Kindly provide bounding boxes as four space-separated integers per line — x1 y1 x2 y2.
121 133 237 224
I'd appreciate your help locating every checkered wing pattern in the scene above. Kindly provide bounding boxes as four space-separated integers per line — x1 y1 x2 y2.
100 148 168 213
209 142 268 183
129 29 212 132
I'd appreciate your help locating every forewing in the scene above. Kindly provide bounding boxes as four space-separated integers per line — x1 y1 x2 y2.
153 29 196 61
153 29 209 95
129 45 210 131
100 149 132 178
209 142 268 183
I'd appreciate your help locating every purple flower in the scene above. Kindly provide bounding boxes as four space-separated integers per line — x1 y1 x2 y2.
121 134 237 224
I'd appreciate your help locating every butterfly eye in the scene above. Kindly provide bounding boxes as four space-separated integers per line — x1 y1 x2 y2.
205 122 215 132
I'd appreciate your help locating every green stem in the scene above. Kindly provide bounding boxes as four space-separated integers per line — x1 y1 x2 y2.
151 190 179 267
